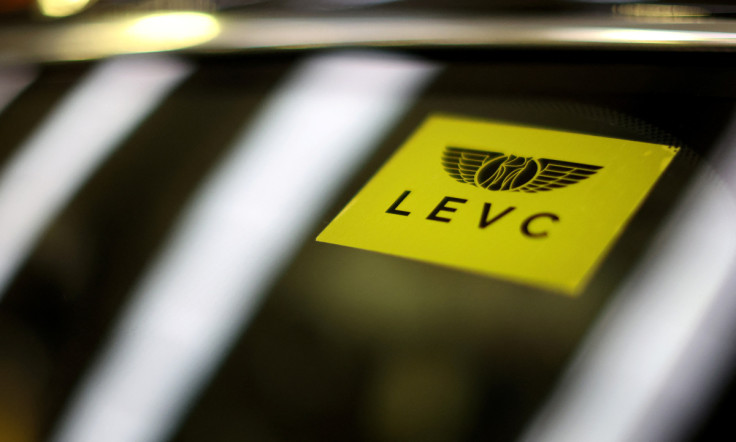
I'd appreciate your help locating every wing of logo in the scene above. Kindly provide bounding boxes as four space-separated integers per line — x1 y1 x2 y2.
442 147 602 192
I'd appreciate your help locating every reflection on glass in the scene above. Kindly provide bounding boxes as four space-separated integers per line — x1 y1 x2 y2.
50 52 437 442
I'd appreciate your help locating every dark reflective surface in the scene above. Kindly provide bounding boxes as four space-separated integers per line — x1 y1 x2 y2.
0 38 736 442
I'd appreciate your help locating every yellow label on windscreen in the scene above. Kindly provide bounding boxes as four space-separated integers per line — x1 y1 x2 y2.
317 114 678 295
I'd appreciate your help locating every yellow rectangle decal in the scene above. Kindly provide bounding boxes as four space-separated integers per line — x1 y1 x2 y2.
317 114 678 295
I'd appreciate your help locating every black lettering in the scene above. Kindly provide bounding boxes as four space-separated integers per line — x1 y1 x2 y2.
427 196 467 223
521 213 560 238
386 190 412 216
479 203 515 228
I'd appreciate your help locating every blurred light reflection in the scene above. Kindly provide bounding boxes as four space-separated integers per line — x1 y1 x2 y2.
613 4 709 18
124 12 220 52
0 56 191 299
37 0 94 17
523 142 736 441
599 28 705 43
51 52 438 442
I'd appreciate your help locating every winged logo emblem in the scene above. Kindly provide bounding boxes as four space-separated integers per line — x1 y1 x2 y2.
442 147 602 192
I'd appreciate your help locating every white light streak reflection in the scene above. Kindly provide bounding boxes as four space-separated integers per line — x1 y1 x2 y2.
0 66 35 115
51 52 438 442
0 56 192 299
522 156 736 440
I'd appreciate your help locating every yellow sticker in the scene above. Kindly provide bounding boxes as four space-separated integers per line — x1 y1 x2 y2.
317 114 678 295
